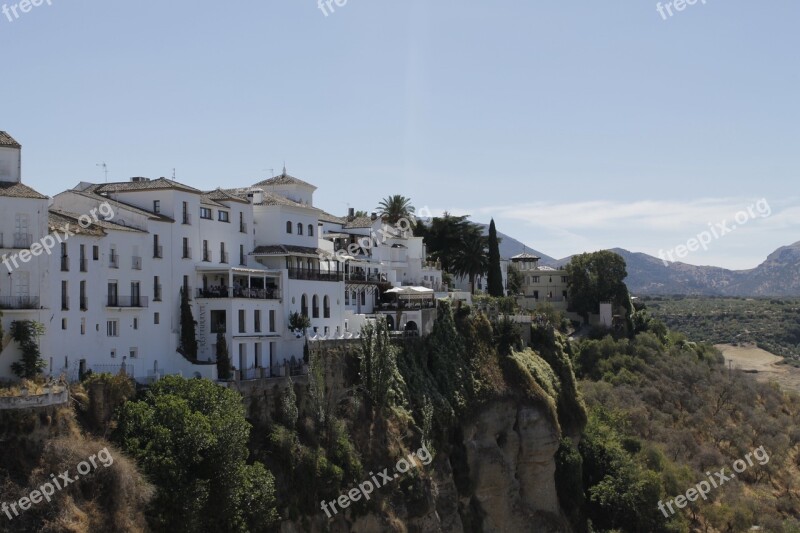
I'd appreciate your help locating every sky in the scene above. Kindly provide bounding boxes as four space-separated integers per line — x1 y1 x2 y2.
2 0 798 270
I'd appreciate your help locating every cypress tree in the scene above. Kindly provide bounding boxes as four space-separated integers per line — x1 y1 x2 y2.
487 219 504 297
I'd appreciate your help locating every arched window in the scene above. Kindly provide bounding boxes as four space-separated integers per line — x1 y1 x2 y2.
312 295 320 318
308 224 314 237
301 294 308 317
323 296 330 318
297 222 303 235
286 221 292 234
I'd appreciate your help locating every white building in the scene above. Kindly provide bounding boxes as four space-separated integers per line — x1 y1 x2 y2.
0 133 445 383
510 253 570 311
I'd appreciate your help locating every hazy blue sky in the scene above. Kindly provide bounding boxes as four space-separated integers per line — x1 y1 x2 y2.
2 1 798 269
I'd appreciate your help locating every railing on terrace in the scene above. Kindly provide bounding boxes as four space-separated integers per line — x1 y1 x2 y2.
106 296 149 308
0 296 40 310
197 287 280 300
288 268 344 282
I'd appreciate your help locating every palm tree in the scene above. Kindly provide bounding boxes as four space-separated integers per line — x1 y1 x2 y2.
452 232 489 294
377 195 414 224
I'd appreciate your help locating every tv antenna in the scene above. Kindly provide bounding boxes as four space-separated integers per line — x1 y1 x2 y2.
96 162 109 182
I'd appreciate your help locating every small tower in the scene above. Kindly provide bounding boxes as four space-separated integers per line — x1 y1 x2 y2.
0 131 22 183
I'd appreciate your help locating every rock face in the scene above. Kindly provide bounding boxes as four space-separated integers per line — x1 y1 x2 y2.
281 398 567 533
462 400 563 533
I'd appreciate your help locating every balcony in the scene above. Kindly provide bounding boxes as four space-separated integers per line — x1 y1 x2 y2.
60 256 69 272
109 254 119 269
182 213 192 225
153 246 163 259
288 268 344 282
220 251 229 264
61 297 69 311
182 247 192 260
106 296 149 308
202 250 212 262
0 296 40 310
153 285 162 302
132 256 142 270
197 287 280 300
13 233 32 249
79 258 88 272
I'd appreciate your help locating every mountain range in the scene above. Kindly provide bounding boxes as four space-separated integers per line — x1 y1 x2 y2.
489 226 800 297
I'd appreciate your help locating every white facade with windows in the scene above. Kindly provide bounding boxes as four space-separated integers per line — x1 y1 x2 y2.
0 132 444 383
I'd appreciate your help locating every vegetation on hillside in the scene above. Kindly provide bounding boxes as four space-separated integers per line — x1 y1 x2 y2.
644 295 800 359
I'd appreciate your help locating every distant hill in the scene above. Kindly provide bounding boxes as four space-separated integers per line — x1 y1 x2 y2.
478 222 800 297
476 223 557 264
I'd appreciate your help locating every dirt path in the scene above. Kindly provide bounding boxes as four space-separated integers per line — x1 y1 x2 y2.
716 344 800 394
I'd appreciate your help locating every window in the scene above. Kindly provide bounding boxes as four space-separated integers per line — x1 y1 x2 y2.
562 276 568 283
308 224 314 237
153 235 162 258
345 291 350 305
254 310 261 333
153 200 160 213
93 245 99 260
129 348 138 359
107 320 119 337
211 310 226 333
61 318 67 330
532 276 540 283
154 312 160 325
301 294 308 317
182 201 190 224
218 210 229 222
323 296 330 318
239 244 245 266
533 290 539 300
61 280 69 310
81 318 86 335
286 221 292 234
269 310 275 332
238 310 246 333
361 292 366 305
200 207 212 219
80 280 87 311
182 237 190 259
153 276 161 301
133 317 139 330
110 349 116 359
203 240 210 261
297 222 303 235
312 295 319 318
220 242 228 263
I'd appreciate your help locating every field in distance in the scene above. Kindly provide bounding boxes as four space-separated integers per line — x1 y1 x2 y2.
643 296 800 362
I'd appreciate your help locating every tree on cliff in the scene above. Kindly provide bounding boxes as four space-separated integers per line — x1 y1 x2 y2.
10 320 46 379
178 287 198 360
487 219 504 297
360 317 404 411
216 330 232 380
114 376 278 532
565 251 629 321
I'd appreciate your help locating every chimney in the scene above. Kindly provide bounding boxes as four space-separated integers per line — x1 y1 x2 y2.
348 208 355 220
